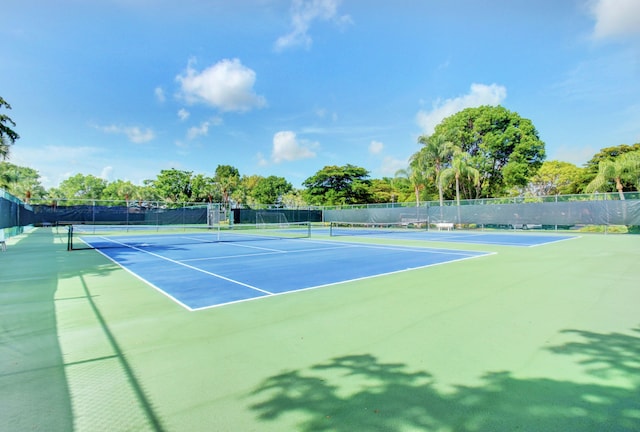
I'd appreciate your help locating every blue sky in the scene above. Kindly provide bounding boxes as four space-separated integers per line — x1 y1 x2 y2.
2 0 640 189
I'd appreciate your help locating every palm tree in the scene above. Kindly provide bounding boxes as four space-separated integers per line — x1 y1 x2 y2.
585 151 640 200
394 168 415 205
440 152 480 223
214 165 240 209
417 134 457 206
0 97 20 160
395 149 430 206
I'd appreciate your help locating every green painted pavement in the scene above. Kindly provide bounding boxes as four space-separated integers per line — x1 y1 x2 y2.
1 228 639 431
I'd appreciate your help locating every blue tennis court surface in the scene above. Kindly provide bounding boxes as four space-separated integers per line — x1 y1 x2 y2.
82 234 492 310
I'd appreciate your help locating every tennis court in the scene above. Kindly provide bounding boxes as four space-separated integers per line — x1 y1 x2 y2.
326 224 577 247
2 227 639 431
72 225 492 310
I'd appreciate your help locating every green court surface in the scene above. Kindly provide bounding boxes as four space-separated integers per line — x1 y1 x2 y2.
1 228 639 431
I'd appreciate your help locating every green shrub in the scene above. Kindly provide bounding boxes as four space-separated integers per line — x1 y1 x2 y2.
578 225 628 234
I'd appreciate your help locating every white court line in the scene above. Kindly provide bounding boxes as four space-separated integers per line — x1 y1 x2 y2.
344 242 484 256
527 235 580 248
309 238 489 256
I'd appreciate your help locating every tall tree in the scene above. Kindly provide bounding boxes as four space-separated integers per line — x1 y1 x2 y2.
101 180 141 202
51 173 107 201
280 190 307 208
214 165 240 208
395 163 425 206
146 169 193 203
0 97 20 160
526 160 583 196
369 178 398 204
579 143 640 192
389 173 419 204
439 152 480 207
0 162 46 200
433 105 545 198
251 175 293 205
302 164 372 205
234 175 262 207
190 174 219 202
584 151 640 200
417 134 457 205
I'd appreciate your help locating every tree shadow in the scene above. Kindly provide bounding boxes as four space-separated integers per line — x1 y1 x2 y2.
548 328 640 381
249 328 640 431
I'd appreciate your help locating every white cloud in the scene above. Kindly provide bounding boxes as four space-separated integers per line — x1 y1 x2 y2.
187 122 210 140
380 156 408 177
589 0 640 39
97 124 155 143
271 131 317 163
369 140 384 155
275 0 352 52
186 117 222 140
154 86 165 103
126 127 155 143
176 58 266 112
416 83 507 135
178 108 190 121
100 166 113 181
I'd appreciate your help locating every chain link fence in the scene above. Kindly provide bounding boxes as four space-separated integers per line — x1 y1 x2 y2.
323 193 640 233
3 192 640 236
1 188 34 238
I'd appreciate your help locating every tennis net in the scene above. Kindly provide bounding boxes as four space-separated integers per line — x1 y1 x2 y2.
66 221 311 250
329 220 428 237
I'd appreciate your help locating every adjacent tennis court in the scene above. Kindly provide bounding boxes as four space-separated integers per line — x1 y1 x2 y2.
325 221 577 246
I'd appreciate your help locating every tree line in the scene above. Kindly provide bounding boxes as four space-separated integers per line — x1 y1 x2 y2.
398 106 640 204
2 98 639 207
